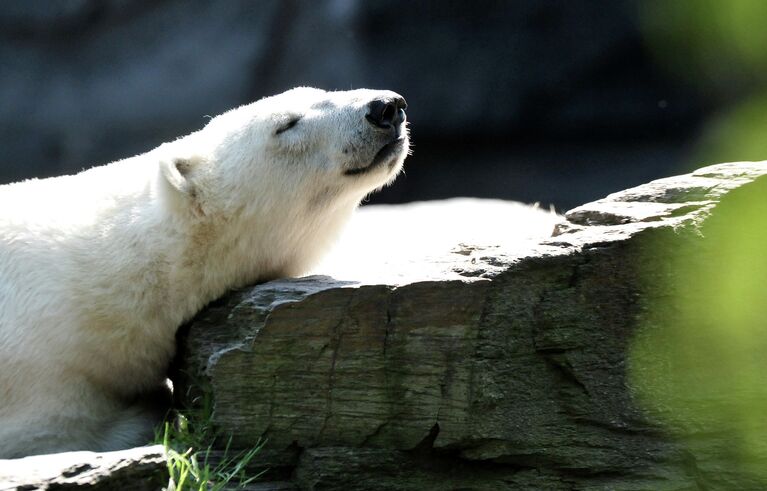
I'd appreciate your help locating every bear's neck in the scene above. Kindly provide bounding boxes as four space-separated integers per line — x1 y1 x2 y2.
158 190 362 328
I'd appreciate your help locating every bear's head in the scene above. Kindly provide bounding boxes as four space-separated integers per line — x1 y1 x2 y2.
160 87 409 219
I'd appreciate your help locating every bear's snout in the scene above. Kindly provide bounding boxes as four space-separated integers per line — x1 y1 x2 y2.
365 96 407 131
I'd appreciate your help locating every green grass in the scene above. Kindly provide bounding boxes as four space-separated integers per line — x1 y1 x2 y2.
158 411 266 490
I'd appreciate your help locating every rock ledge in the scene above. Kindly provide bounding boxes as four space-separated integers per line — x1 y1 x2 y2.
176 162 767 490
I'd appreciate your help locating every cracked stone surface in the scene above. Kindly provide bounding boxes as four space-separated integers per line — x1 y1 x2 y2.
173 162 767 490
0 445 167 491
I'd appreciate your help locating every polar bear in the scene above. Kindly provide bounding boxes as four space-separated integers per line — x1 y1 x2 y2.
0 87 409 458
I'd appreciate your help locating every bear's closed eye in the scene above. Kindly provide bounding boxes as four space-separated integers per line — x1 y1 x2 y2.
275 116 301 135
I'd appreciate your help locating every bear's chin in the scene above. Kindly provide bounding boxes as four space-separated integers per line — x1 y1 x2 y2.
344 137 408 177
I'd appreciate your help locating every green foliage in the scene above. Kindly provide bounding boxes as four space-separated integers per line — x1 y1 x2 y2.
692 93 767 167
641 1 767 167
641 0 767 92
629 178 767 483
158 407 266 490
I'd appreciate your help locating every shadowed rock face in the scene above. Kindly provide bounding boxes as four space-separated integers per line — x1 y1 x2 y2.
173 162 767 490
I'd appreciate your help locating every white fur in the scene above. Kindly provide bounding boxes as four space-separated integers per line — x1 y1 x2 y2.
0 87 409 458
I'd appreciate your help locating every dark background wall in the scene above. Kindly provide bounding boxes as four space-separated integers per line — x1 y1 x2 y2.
2 0 766 211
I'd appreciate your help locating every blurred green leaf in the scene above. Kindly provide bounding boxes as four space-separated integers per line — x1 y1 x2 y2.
629 177 767 483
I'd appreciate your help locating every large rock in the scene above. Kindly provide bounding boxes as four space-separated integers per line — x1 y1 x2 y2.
174 162 767 489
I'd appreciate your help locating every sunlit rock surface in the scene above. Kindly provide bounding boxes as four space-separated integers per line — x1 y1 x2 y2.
175 163 767 490
0 446 166 491
314 198 561 283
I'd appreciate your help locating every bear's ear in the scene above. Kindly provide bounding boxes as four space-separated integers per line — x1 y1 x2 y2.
160 156 206 217
160 157 195 194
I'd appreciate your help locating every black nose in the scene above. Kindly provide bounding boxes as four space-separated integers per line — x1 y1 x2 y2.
366 97 407 129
